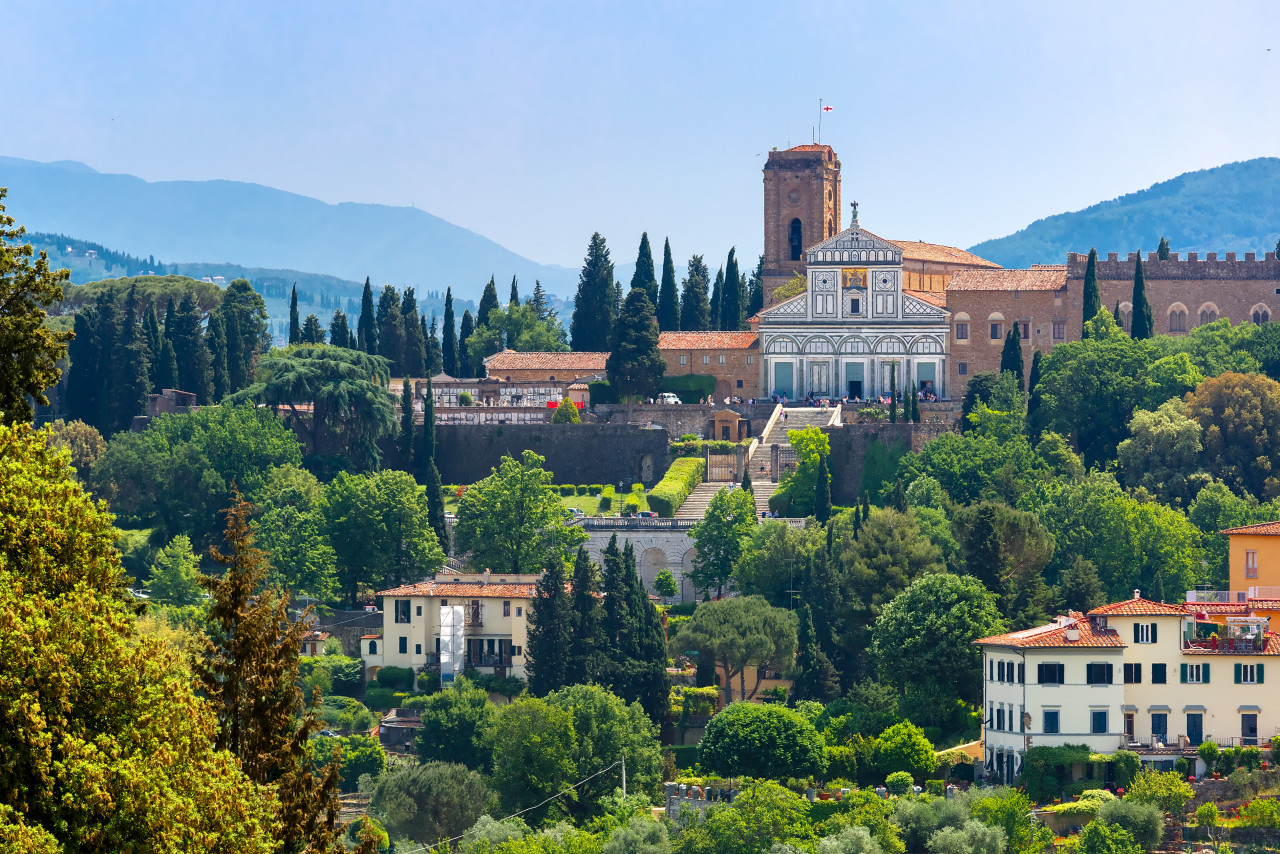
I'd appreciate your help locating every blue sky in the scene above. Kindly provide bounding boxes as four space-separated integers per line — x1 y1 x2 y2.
3 0 1277 270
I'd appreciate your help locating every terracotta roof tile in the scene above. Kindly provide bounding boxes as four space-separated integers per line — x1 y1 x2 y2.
975 617 1126 649
947 266 1068 292
890 240 1001 269
301 630 331 641
482 350 608 373
903 289 947 309
1220 520 1280 536
1247 598 1280 609
658 331 758 350
1191 603 1250 615
1088 598 1189 617
360 634 382 639
377 580 539 599
786 144 836 153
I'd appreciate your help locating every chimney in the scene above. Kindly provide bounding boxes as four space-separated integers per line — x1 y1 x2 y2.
1064 626 1080 642
1134 589 1141 600
483 569 491 586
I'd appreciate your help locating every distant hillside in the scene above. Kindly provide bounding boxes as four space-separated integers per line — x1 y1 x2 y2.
0 156 578 303
970 158 1280 269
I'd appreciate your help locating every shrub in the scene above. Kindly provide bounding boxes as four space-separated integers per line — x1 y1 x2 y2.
1097 798 1163 851
623 496 640 515
1273 735 1280 765
363 686 398 711
590 484 604 495
1195 802 1220 827
679 434 699 442
1219 746 1238 774
559 484 575 496
599 491 613 512
818 825 883 854
458 390 473 406
876 722 937 780
825 746 859 782
1239 797 1280 828
1240 745 1264 771
1174 757 1190 778
893 795 967 851
375 666 414 691
372 761 493 843
1229 767 1255 797
1048 789 1114 821
924 779 944 797
589 381 617 405
1124 770 1193 816
768 489 790 516
576 484 589 496
648 458 706 517
601 815 668 854
698 702 827 779
323 655 364 696
1112 750 1142 788
885 771 912 795
1198 741 1220 774
1077 821 1142 854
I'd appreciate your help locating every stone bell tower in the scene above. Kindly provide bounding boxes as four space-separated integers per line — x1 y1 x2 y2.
761 144 841 306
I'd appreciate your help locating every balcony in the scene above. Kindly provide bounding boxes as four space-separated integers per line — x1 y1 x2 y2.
466 654 513 668
1185 590 1248 604
1183 616 1270 653
463 606 483 627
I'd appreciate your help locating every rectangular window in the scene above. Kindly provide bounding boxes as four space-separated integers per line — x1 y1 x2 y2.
850 298 861 315
1091 710 1108 734
702 355 710 365
958 363 968 376
516 606 523 617
394 600 411 624
503 601 511 617
1151 713 1168 739
1182 663 1207 684
1236 663 1260 684
989 660 994 681
415 605 422 617
718 355 726 365
998 661 1005 682
1019 705 1025 733
990 322 1003 340
746 355 755 365
1053 320 1065 340
996 707 1005 731
1152 663 1167 684
415 643 422 654
435 637 440 654
1019 321 1030 341
1043 710 1060 734
1086 662 1114 684
512 645 522 656
440 599 448 607
1037 662 1065 685
955 322 969 341
1247 549 1259 578
1124 663 1143 684
679 355 687 366
398 636 407 654
1134 622 1154 644
1017 662 1025 684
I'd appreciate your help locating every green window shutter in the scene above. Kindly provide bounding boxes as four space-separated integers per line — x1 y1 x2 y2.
1235 662 1243 684
1151 622 1157 643
1181 663 1188 683
1202 662 1210 683
1258 663 1265 684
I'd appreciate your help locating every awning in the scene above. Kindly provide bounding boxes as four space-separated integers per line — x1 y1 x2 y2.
1183 705 1207 712
1147 705 1171 711
1238 705 1262 712
1122 705 1137 712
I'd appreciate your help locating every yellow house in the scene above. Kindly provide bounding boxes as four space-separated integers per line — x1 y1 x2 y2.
1222 521 1280 595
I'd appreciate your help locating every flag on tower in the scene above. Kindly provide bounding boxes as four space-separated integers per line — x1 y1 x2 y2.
822 105 834 112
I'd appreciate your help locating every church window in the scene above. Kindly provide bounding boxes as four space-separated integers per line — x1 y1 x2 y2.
958 363 968 376
827 217 833 238
1200 305 1219 325
1053 320 1065 340
955 322 969 341
789 219 803 261
849 297 861 315
1254 307 1271 324
1169 309 1187 333
990 323 1003 341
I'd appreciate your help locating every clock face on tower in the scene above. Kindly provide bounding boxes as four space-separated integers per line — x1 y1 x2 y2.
787 188 802 205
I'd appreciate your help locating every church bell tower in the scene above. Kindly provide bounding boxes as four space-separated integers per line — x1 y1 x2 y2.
761 144 841 306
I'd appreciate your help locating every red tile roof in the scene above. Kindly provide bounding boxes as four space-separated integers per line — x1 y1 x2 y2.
903 289 947 309
301 630 331 642
1183 633 1280 655
1247 598 1280 609
1088 598 1189 617
377 580 539 599
658 331 758 350
360 634 382 639
1191 603 1250 615
786 144 836 153
947 266 1068 292
890 240 1001 269
482 350 608 372
975 617 1126 649
1220 520 1280 536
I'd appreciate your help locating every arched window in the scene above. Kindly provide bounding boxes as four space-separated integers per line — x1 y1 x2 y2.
1252 304 1271 324
789 219 803 261
827 217 833 238
368 640 377 655
1168 305 1187 333
1199 304 1219 326
1119 302 1132 334
549 375 555 381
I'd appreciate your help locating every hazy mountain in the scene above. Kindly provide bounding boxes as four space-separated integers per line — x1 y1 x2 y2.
0 156 577 302
970 158 1280 269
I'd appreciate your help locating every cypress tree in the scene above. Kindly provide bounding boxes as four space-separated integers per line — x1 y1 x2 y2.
910 382 921 423
599 535 629 672
888 361 897 423
1000 328 1024 390
680 255 711 332
1026 349 1044 438
508 275 519 307
629 232 659 305
814 453 831 524
158 337 179 392
605 287 665 423
110 285 151 433
527 553 572 696
741 465 753 494
746 255 765 318
399 380 414 470
441 288 458 376
1130 253 1154 340
143 300 163 392
1157 235 1171 261
300 314 325 344
377 285 404 375
720 248 743 332
477 277 500 329
223 311 244 394
357 277 378 354
622 541 671 721
328 309 352 349
565 547 602 686
162 296 176 341
288 284 300 344
1113 300 1122 326
962 503 1005 593
1081 247 1101 335
172 291 212 403
420 378 448 549
426 313 444 376
709 267 724 331
793 605 839 702
206 313 229 402
401 288 427 377
570 232 616 351
458 310 475 377
657 237 679 331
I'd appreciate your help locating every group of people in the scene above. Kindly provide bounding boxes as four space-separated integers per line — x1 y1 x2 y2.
695 396 755 405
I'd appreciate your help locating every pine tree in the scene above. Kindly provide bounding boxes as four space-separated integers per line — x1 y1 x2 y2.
143 299 163 392
357 277 378 354
657 237 679 331
401 287 427 377
813 453 831 524
746 255 765 318
400 380 414 470
426 314 444 376
565 548 602 686
442 288 458 376
630 232 659 305
1130 253 1154 340
570 232 616 351
606 287 666 423
477 277 500 330
420 378 448 549
377 285 404 374
720 248 743 331
888 361 897 423
458 310 475 377
680 255 712 332
1000 328 1024 390
171 290 212 403
206 313 229 401
288 284 300 344
508 275 520 307
158 336 179 391
709 266 724 331
527 553 572 695
328 309 352 349
1082 247 1101 336
793 605 839 702
301 314 325 344
529 280 551 322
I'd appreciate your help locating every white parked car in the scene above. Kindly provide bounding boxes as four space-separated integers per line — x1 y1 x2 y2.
658 393 682 405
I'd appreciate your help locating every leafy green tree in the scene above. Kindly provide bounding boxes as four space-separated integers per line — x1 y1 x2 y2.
528 553 573 695
1123 769 1193 817
673 595 797 705
146 534 205 605
1187 371 1280 500
780 425 832 516
871 574 1004 708
453 450 587 574
604 816 669 854
488 696 578 824
458 308 475 376
310 733 386 793
953 501 1055 629
655 568 679 599
999 329 1024 389
0 422 280 852
289 284 301 344
630 231 659 305
1116 398 1206 506
1077 821 1142 854
968 787 1051 854
677 779 817 854
301 313 325 344
442 287 457 376
680 254 712 332
1082 248 1101 336
413 676 495 770
0 190 72 425
571 232 617 351
720 248 743 331
698 702 826 779
607 286 666 421
732 520 823 607
372 761 493 845
46 417 106 472
1129 254 1154 340
551 396 582 422
251 483 338 603
657 237 680 331
689 486 757 597
875 722 937 780
466 302 569 362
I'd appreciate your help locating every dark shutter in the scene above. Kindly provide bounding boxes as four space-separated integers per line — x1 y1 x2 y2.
1235 663 1243 684
1202 663 1210 683
1037 663 1045 684
1056 663 1065 684
1105 663 1113 684
1258 663 1265 684
1018 662 1025 684
1151 622 1157 643
1180 663 1188 683
1134 663 1141 684
1134 623 1140 643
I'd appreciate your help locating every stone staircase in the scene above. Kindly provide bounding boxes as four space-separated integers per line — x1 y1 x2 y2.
758 407 837 448
674 479 773 520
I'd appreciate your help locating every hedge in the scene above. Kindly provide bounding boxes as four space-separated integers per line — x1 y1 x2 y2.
589 381 617 405
375 666 415 691
661 373 717 400
648 458 706 517
669 745 700 769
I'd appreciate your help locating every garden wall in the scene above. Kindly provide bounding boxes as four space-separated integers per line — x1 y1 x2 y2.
822 422 953 505
436 423 673 487
591 403 776 440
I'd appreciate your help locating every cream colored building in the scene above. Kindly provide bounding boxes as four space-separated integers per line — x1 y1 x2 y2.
361 573 539 683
